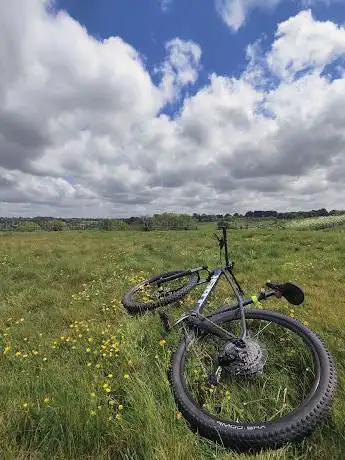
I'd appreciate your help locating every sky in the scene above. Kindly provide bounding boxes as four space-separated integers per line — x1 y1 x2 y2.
1 0 345 217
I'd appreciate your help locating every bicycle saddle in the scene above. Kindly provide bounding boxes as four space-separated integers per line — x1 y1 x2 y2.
266 281 304 305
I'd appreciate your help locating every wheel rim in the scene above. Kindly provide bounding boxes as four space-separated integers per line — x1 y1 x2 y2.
131 274 192 304
181 312 320 424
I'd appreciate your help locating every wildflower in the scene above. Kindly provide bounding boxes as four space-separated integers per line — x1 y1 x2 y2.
105 388 111 393
159 339 166 346
90 392 96 398
22 354 28 359
43 357 47 362
176 411 182 420
90 410 96 416
22 402 28 409
43 397 50 404
107 374 113 379
87 362 92 367
60 336 65 341
115 413 122 420
118 404 123 411
32 350 39 355
124 374 129 380
103 383 109 389
20 318 24 322
15 351 22 357
86 348 91 353
4 346 11 354
303 320 309 327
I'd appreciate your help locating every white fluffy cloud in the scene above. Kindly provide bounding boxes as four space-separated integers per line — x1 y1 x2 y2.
1 2 345 217
214 0 341 32
215 0 281 32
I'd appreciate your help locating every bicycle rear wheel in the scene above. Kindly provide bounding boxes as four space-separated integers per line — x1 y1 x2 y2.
169 309 337 451
122 270 198 314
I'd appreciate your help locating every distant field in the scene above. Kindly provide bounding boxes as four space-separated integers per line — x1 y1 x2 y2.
286 214 345 230
0 228 344 459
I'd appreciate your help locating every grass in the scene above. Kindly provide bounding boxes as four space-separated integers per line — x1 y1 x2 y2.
285 214 345 230
0 228 344 459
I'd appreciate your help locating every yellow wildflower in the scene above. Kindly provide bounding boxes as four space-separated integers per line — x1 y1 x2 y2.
118 404 123 410
124 374 129 380
4 346 11 354
22 402 28 409
159 339 166 346
43 397 50 404
90 410 96 416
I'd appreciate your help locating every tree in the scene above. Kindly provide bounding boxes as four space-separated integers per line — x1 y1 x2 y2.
100 219 113 231
16 221 41 232
49 219 65 231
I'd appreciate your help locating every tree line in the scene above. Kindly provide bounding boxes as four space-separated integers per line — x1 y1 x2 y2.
0 208 344 233
0 213 197 232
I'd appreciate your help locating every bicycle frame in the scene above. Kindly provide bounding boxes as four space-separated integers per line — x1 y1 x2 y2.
171 226 278 342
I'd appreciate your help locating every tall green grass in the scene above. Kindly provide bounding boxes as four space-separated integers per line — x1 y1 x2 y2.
0 229 344 459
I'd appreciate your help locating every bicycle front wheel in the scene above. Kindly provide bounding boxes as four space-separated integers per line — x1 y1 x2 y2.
122 270 198 314
169 309 337 451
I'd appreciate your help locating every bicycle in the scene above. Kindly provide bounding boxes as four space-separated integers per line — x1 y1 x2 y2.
121 226 337 451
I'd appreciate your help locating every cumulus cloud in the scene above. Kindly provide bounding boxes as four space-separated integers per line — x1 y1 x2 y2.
1 2 345 217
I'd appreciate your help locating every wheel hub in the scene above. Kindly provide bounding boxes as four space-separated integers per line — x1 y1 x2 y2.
218 337 267 376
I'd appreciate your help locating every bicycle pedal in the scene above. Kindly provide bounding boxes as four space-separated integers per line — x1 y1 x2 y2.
158 311 171 332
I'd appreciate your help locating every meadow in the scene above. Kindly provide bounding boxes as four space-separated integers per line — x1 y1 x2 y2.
0 226 344 459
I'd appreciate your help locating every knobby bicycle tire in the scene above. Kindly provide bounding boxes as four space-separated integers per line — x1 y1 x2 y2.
169 309 337 451
122 270 198 314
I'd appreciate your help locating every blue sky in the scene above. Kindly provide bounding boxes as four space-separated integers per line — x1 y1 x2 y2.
1 0 345 217
55 0 345 84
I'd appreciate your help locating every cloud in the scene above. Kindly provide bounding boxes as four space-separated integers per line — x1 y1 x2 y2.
159 0 173 13
214 0 344 32
157 38 202 103
1 3 345 217
267 10 345 81
215 0 282 32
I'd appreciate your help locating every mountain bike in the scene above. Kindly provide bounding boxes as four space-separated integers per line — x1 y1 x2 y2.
121 226 337 451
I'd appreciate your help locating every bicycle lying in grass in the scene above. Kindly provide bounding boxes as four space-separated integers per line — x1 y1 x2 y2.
121 226 337 451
